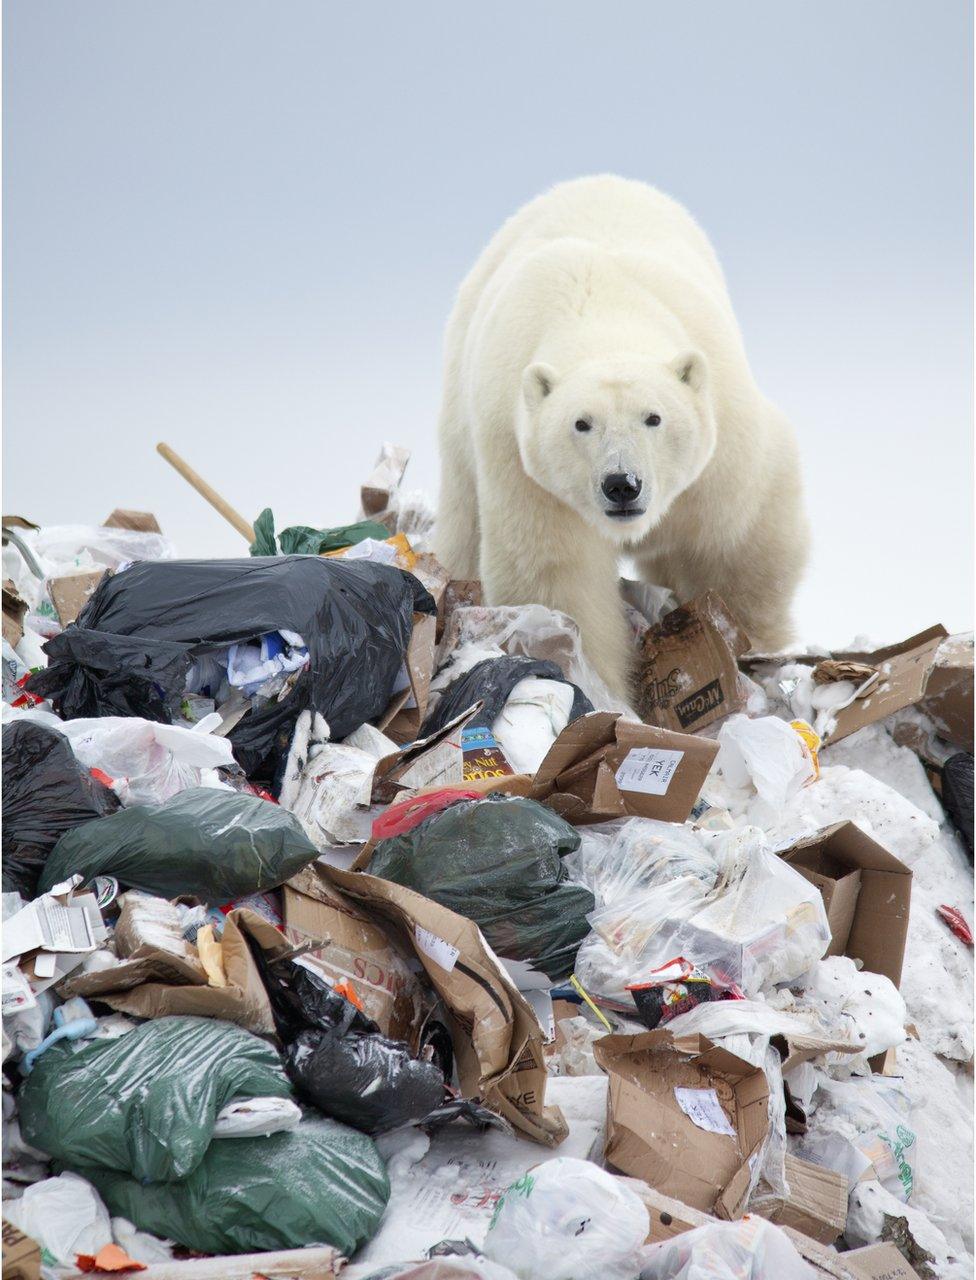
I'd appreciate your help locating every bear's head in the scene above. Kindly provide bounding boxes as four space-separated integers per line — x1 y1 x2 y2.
515 351 716 541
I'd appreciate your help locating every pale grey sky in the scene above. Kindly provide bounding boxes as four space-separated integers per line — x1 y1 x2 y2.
4 0 972 647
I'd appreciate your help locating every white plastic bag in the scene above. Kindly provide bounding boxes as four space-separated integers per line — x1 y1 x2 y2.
3 1172 113 1263
716 715 816 809
483 1157 649 1280
637 1215 817 1279
492 676 575 775
810 1074 918 1203
213 1095 303 1138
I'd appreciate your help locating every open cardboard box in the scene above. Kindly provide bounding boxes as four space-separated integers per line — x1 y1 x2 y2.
777 822 911 987
634 592 752 733
593 1028 769 1219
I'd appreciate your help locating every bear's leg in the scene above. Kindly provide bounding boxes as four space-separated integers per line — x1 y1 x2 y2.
435 414 481 580
477 476 634 700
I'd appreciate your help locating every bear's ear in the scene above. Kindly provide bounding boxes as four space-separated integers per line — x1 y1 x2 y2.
522 362 558 409
668 351 707 393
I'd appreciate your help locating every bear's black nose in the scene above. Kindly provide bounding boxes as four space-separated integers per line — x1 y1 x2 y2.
601 472 643 505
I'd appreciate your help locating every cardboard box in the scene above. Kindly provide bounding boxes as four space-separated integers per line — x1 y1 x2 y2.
2 1220 40 1280
753 1153 848 1244
282 863 427 1043
778 821 912 990
918 633 974 752
322 863 567 1147
635 593 752 733
48 569 106 626
593 1028 769 1219
843 1243 923 1280
102 508 162 533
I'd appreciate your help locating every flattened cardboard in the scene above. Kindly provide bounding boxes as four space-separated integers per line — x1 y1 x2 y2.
103 509 162 533
593 1028 769 1219
2 581 27 648
635 593 751 733
778 822 912 989
753 1153 848 1244
283 863 426 1043
918 633 974 751
59 908 287 1035
817 626 948 743
522 711 718 825
48 569 106 626
843 1243 923 1280
322 863 568 1147
2 1220 40 1280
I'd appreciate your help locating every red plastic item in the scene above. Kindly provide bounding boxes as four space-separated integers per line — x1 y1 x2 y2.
75 1243 147 1273
89 767 115 789
371 788 484 841
937 905 974 946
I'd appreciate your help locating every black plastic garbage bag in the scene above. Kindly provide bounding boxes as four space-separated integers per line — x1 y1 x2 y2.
254 949 445 1135
37 787 318 901
368 795 594 980
943 752 974 858
421 655 592 738
81 1115 390 1257
19 1015 291 1183
2 719 119 896
26 556 435 779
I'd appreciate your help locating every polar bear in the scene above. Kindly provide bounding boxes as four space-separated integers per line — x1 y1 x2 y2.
436 175 809 698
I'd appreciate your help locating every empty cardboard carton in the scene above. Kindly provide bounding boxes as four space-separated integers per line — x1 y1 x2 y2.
635 592 752 733
778 821 912 990
594 1028 769 1219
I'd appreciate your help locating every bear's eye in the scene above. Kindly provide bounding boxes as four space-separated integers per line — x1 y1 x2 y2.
574 419 592 433
645 413 662 427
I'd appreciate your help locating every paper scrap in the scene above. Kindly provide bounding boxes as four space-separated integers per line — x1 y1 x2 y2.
414 925 460 972
615 747 685 796
674 1086 737 1137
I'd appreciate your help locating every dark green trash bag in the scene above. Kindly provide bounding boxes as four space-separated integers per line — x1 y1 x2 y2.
82 1115 390 1257
37 787 318 901
19 1016 292 1183
367 795 595 980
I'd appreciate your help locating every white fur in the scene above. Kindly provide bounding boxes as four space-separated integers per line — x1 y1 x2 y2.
436 175 809 697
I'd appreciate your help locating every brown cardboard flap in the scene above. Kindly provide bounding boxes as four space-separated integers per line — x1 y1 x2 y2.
48 570 106 627
2 1218 41 1280
636 592 751 733
282 865 426 1044
103 509 162 532
594 1028 769 1218
754 1153 848 1244
842 1243 923 1280
2 581 27 648
823 626 949 742
778 822 911 995
321 864 568 1147
918 632 974 751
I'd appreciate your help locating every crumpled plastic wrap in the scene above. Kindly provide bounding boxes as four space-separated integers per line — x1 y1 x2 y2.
637 1215 817 1279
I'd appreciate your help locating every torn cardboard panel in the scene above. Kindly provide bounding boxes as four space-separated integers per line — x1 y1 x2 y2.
60 909 288 1035
635 593 751 733
918 633 974 752
48 570 106 627
843 1243 924 1280
2 581 27 648
753 1152 848 1244
778 821 912 990
322 863 568 1147
593 1028 769 1219
2 1218 40 1280
283 864 426 1044
103 509 162 533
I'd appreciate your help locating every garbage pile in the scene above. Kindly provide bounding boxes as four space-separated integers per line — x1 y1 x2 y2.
1 455 973 1280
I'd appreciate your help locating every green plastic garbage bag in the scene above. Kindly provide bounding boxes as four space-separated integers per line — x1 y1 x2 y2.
250 508 391 556
368 795 595 980
37 787 318 901
19 1016 292 1183
82 1116 390 1256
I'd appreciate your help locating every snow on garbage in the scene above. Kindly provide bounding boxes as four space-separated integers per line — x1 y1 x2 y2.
1 466 972 1280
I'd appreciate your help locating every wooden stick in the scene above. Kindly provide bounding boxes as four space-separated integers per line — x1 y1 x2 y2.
156 442 255 543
